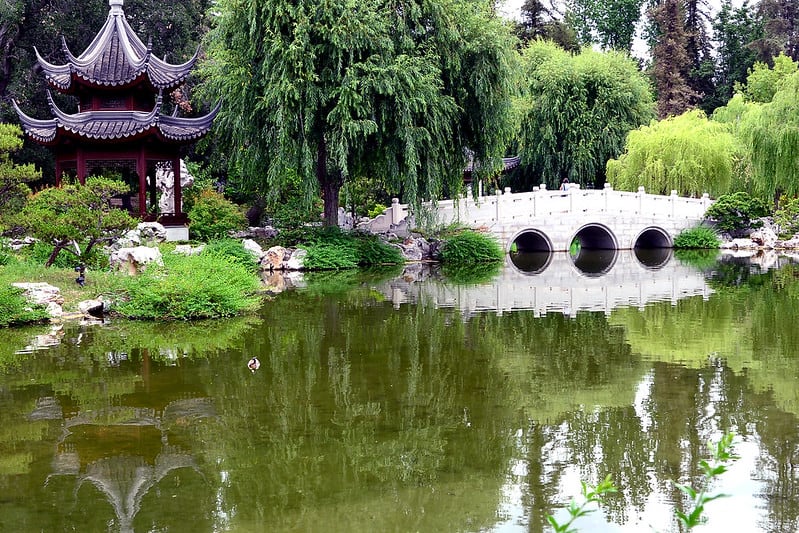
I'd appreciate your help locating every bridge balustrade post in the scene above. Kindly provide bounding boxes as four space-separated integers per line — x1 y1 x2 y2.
701 193 710 211
670 190 677 218
638 186 645 214
391 198 402 225
603 182 612 212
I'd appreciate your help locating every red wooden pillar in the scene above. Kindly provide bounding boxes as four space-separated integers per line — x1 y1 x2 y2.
76 147 86 185
137 149 147 218
173 156 182 216
55 157 62 187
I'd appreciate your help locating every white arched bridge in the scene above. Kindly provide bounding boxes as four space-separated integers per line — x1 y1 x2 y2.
367 184 713 251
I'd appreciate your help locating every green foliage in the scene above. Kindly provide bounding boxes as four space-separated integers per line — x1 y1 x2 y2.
714 74 799 205
188 190 247 241
546 475 617 533
0 123 42 222
704 191 769 234
440 230 504 265
115 253 261 320
673 226 721 249
12 176 137 267
673 433 739 529
441 262 502 285
516 42 654 190
773 197 799 238
200 0 519 225
607 110 739 197
202 239 259 273
0 285 50 327
739 53 798 103
300 229 403 270
674 249 721 270
0 239 12 266
565 0 646 52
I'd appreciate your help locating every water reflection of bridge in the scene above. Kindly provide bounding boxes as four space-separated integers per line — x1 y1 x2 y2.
380 250 713 317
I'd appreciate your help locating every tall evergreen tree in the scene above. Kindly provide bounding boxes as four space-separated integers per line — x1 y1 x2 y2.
712 0 762 107
200 0 519 226
565 0 646 52
650 0 698 118
750 0 799 62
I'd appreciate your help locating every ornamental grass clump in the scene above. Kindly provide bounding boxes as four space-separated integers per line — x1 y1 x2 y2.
440 230 504 264
301 227 403 270
674 226 721 249
202 238 259 272
116 253 261 320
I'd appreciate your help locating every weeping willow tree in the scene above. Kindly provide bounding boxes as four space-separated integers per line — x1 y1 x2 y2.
606 109 740 196
199 0 519 225
515 41 654 190
727 72 799 206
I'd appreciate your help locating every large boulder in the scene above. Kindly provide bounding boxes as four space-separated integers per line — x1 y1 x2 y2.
242 239 265 261
750 227 778 249
11 282 64 318
284 248 307 270
110 246 164 275
262 246 287 271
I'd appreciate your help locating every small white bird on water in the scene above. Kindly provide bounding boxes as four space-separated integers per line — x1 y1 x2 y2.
247 356 260 372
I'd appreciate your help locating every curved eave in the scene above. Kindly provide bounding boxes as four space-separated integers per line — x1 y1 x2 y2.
147 47 200 90
157 101 221 142
35 46 73 91
12 100 58 143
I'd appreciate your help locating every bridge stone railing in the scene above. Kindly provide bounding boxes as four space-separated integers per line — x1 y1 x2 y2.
363 184 712 236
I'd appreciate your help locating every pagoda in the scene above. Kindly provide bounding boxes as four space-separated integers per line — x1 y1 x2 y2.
13 0 219 240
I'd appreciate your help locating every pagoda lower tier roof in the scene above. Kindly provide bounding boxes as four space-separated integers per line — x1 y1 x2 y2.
13 94 220 146
34 0 198 92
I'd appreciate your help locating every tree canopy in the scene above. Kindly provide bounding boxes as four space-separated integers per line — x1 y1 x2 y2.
606 109 740 197
0 123 40 224
514 41 654 190
14 177 136 266
199 0 519 226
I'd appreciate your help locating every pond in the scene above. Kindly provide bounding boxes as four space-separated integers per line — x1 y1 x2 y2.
0 249 798 532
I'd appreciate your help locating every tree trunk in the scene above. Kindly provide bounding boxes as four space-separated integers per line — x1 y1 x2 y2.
316 138 343 226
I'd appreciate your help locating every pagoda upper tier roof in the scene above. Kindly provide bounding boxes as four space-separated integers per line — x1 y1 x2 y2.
12 92 220 145
35 0 198 92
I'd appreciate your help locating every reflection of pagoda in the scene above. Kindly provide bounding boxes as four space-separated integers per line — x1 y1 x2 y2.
42 398 215 533
13 0 219 239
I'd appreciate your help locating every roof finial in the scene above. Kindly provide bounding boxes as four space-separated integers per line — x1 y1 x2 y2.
109 0 124 14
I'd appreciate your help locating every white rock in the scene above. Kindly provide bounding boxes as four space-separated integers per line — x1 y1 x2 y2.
242 239 265 260
284 248 307 270
110 246 164 275
173 244 205 255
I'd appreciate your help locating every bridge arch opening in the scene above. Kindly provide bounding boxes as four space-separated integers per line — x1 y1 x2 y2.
509 229 553 274
510 229 552 253
572 224 618 250
634 227 672 249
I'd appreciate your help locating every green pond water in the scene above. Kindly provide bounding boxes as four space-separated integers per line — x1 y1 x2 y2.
1 250 798 532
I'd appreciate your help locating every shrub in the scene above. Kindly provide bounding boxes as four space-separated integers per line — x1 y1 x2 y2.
0 285 50 327
202 239 259 272
705 192 769 235
116 253 261 320
773 197 799 238
673 226 721 249
440 230 504 264
188 190 248 241
300 228 403 269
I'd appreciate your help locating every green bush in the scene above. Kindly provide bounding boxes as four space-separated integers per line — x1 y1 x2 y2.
705 192 769 235
202 239 259 272
0 239 12 266
116 253 261 320
440 230 504 264
673 226 721 249
299 227 403 269
0 285 50 327
188 190 248 241
774 197 799 238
